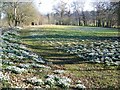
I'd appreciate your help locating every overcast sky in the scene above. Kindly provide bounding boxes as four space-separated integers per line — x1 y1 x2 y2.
33 0 95 14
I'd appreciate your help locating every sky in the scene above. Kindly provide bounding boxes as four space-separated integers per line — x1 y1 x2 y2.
33 0 95 14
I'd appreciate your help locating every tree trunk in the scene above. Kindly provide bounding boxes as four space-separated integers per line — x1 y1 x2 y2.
14 2 17 26
102 21 105 27
106 21 109 27
82 11 87 26
117 1 120 27
78 17 81 26
97 19 101 27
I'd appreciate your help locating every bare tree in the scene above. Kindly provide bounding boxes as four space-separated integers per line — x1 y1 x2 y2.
2 2 39 27
110 1 120 27
92 2 105 27
72 0 85 26
53 0 68 25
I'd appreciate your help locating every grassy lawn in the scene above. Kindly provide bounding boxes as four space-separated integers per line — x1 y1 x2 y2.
20 25 120 88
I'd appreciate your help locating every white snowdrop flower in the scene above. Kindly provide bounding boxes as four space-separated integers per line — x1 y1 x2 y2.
31 53 39 58
17 55 24 59
0 72 3 81
23 51 29 55
33 86 42 88
45 77 55 86
46 74 55 79
6 66 27 74
96 58 100 61
105 61 110 66
89 53 94 56
114 61 120 66
31 63 50 69
94 52 99 56
53 70 65 74
15 26 23 30
105 57 110 60
0 72 9 81
57 79 70 88
107 53 114 56
111 45 114 48
19 64 30 68
114 41 118 45
76 84 86 89
8 53 16 58
3 72 10 81
20 45 27 49
45 85 51 88
95 60 101 63
56 77 71 88
77 80 82 84
62 76 71 83
27 77 44 85
83 48 87 51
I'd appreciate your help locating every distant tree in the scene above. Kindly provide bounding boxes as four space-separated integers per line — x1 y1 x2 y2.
92 1 119 28
71 0 85 26
110 1 120 27
2 2 39 27
53 0 68 25
92 2 106 27
64 4 72 25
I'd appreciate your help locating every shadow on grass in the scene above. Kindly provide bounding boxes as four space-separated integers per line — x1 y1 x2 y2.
21 33 120 65
22 34 120 41
25 44 81 64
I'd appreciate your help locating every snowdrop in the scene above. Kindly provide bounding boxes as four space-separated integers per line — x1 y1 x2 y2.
57 78 70 88
18 64 30 69
57 40 120 66
53 70 65 74
89 53 94 56
0 72 9 81
45 75 71 88
6 66 27 74
114 61 120 66
2 60 14 65
45 77 55 86
20 45 27 49
34 58 45 63
15 26 23 30
114 41 118 45
57 77 71 88
31 63 50 69
8 53 16 58
27 77 44 86
76 84 86 89
30 53 39 58
1 30 44 63
62 76 71 83
77 80 82 84
45 85 51 88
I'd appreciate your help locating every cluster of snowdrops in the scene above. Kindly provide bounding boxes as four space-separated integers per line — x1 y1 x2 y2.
0 28 86 89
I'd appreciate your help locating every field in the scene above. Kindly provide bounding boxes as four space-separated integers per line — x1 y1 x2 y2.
1 25 119 89
21 25 119 63
19 25 120 88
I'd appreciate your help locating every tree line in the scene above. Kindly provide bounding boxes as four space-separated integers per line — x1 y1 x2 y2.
0 0 120 28
0 1 42 27
51 0 120 28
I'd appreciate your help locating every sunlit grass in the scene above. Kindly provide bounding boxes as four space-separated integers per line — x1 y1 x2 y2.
20 25 120 88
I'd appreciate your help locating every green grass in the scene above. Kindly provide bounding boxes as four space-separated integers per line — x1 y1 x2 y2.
20 25 120 88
